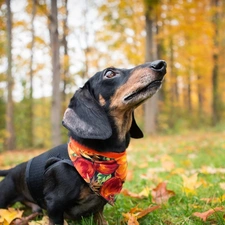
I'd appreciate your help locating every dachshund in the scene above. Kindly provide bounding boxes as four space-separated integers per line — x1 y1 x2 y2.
0 60 166 225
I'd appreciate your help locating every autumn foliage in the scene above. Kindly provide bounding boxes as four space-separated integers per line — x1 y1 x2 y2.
0 0 225 150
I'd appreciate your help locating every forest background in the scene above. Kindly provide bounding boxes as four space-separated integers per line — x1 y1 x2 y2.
0 0 225 151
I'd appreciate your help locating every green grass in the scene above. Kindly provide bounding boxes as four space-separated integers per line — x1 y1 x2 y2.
1 130 225 224
103 130 225 225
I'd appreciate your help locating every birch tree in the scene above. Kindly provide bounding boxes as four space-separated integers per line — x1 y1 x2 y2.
5 0 15 150
49 0 61 146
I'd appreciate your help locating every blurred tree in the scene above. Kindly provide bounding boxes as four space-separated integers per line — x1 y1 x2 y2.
49 0 61 146
5 0 15 150
144 0 161 134
62 0 69 111
28 0 36 147
211 0 221 125
0 2 6 150
158 0 214 129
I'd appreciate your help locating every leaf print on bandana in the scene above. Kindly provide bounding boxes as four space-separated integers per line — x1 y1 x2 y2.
73 157 95 181
97 173 112 184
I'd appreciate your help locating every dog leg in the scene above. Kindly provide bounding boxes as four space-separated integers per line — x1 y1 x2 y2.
94 207 108 225
47 207 64 225
23 201 42 213
45 196 64 225
0 175 18 208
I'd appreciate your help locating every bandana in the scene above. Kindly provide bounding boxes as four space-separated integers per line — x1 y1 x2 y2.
68 138 127 205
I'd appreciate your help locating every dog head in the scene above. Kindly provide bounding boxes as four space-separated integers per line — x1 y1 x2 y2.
62 60 166 140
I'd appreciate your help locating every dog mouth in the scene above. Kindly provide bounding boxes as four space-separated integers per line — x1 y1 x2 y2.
124 79 163 102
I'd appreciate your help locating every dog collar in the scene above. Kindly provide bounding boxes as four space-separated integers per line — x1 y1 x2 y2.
68 138 127 205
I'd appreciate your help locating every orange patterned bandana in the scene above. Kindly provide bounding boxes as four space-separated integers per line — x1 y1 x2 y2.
68 138 127 205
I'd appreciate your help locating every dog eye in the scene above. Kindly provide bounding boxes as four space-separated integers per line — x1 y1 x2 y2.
104 70 117 79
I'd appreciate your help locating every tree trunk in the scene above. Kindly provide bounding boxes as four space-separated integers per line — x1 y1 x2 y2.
211 0 220 125
5 0 15 150
187 70 192 112
28 0 36 147
168 36 177 128
197 74 204 118
144 4 159 134
83 0 90 79
49 0 61 146
169 37 178 104
62 0 69 112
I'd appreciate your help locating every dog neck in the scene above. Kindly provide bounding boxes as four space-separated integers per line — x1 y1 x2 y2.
69 127 130 153
109 109 133 141
68 138 127 205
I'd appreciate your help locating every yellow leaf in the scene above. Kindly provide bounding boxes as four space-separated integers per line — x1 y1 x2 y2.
121 187 150 199
182 173 202 195
28 216 49 225
160 154 175 171
125 213 139 225
123 205 160 223
171 167 185 175
139 187 150 198
28 216 68 225
0 208 23 225
0 216 5 224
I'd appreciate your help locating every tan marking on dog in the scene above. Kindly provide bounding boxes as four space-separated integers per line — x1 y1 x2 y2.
79 185 93 201
110 110 133 140
110 67 154 110
99 94 106 106
110 67 154 140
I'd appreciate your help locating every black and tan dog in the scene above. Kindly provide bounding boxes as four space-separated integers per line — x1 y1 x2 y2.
0 60 166 225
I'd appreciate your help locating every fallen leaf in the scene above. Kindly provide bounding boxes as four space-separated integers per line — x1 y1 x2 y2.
136 205 161 219
171 167 185 175
182 173 202 195
139 187 150 198
193 207 224 221
151 182 175 204
121 189 143 199
123 205 160 224
28 216 49 225
28 216 68 225
201 194 225 204
0 208 23 225
123 212 138 224
160 154 175 171
129 206 143 214
126 214 139 225
12 212 39 225
121 187 150 199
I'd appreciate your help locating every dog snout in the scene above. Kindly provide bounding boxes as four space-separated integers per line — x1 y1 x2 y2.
150 60 167 75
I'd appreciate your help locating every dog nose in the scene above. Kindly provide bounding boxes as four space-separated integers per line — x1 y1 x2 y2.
150 60 167 72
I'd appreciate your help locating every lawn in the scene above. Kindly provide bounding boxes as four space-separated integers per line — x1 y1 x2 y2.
1 130 225 224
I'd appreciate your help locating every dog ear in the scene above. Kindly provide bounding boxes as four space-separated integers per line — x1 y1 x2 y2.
129 112 143 139
62 86 112 140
